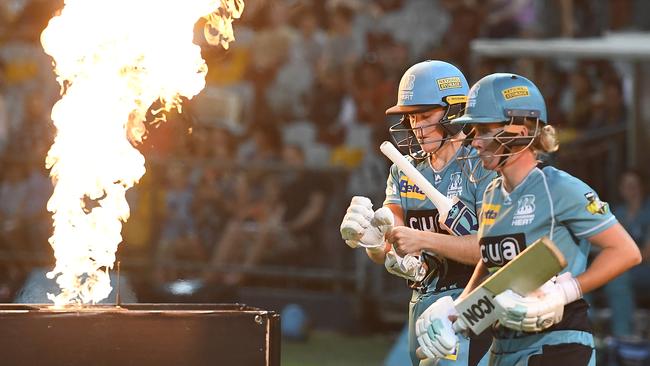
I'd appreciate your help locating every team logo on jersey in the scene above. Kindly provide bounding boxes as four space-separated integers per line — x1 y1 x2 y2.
434 174 442 187
479 233 526 268
585 192 608 215
406 209 445 233
468 84 480 108
512 194 536 226
436 76 462 91
399 176 425 200
447 172 463 199
502 86 530 100
399 74 416 102
504 195 512 206
482 204 501 225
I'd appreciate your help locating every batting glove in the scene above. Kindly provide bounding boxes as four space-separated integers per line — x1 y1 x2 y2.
415 296 460 360
494 272 582 332
340 196 393 251
384 250 427 282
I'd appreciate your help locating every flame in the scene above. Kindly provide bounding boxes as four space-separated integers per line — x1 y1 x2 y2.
41 0 243 305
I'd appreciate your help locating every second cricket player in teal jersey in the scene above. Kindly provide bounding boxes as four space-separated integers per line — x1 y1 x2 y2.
415 73 641 365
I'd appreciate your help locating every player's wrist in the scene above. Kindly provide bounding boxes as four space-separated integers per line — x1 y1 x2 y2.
557 276 582 304
366 243 387 254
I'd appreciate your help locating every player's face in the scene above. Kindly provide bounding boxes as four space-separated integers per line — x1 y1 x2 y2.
407 108 446 153
470 123 505 170
619 172 643 203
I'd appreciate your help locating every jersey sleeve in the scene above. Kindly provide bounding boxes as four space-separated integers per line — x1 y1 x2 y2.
383 163 402 206
551 169 617 239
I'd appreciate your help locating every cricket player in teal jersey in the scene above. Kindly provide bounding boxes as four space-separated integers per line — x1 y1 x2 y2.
341 60 494 366
415 73 641 365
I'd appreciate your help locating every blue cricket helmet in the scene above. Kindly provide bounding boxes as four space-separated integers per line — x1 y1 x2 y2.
452 73 547 125
386 60 469 115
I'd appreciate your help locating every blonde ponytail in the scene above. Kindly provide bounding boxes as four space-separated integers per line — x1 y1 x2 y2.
536 124 559 153
524 119 559 154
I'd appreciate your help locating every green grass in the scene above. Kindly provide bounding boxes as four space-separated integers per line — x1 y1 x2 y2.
282 330 397 366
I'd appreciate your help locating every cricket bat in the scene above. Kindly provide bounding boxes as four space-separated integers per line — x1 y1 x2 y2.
453 236 567 335
379 141 478 236
416 237 567 359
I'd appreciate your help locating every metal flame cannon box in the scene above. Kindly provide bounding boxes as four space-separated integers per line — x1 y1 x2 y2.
0 303 280 366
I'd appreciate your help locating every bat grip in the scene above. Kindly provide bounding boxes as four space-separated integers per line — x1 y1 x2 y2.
452 320 464 333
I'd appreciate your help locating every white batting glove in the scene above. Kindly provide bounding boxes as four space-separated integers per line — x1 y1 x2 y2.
340 196 393 251
415 296 460 360
384 250 427 282
494 272 582 332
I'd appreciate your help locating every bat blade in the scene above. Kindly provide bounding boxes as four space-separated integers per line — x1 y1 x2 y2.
454 237 567 335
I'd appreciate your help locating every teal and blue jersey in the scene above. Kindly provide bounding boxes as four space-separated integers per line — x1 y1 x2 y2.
383 146 496 292
479 165 617 365
478 166 616 276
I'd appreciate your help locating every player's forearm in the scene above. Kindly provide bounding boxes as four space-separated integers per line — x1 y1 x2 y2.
579 246 641 294
419 232 481 265
580 223 641 293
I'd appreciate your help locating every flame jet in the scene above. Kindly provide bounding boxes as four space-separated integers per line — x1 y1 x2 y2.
40 0 243 305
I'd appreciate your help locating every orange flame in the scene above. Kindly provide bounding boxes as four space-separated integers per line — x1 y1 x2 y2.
41 0 243 305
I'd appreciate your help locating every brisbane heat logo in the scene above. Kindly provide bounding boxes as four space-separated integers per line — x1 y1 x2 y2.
399 73 416 102
512 194 536 226
446 172 463 198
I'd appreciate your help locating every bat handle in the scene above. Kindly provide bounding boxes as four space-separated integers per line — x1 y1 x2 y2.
452 320 463 333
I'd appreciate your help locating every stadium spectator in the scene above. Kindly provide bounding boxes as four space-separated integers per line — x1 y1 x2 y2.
277 144 327 265
602 170 650 335
321 4 365 75
562 69 594 130
0 160 30 281
591 76 627 129
202 173 285 286
154 163 202 283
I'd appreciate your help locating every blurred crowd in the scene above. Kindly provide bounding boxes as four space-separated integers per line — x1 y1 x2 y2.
0 0 649 332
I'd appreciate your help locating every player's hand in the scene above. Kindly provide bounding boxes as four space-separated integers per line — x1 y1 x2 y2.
384 250 426 282
494 272 582 332
415 296 460 360
385 226 423 257
340 196 393 250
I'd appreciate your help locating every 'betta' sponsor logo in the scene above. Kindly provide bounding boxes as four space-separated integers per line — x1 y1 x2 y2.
406 209 447 233
479 233 526 268
482 204 501 225
399 176 426 200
